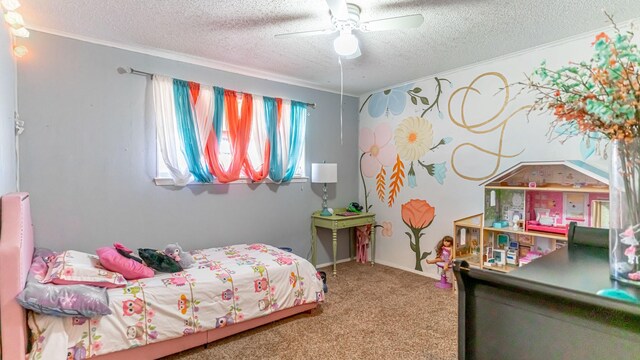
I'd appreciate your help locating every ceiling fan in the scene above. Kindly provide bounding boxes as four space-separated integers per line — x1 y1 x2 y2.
274 0 424 59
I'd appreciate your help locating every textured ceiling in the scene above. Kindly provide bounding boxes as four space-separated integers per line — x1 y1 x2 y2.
19 0 640 96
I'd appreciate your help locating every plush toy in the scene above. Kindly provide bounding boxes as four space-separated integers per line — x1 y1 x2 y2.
138 248 182 273
164 243 195 269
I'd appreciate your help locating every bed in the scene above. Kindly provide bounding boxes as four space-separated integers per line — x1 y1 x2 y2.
0 193 323 360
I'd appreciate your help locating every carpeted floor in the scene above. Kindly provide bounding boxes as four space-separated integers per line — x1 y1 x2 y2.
164 261 458 360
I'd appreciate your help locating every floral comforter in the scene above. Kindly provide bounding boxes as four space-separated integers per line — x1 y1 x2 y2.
28 244 324 360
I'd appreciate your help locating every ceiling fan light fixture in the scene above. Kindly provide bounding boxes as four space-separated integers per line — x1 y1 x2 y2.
333 32 358 56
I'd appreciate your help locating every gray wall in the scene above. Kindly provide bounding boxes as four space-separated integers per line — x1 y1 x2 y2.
0 25 16 196
18 31 359 265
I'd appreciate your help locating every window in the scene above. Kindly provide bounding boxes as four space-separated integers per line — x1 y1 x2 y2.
156 129 306 183
153 78 306 185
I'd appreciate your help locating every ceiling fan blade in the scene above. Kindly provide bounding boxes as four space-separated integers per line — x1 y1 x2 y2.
274 28 336 39
325 0 349 20
360 14 424 32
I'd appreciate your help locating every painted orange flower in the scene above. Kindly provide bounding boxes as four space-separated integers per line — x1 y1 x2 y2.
401 199 436 271
401 199 435 230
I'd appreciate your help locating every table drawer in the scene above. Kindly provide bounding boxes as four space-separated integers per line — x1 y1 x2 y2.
335 217 375 229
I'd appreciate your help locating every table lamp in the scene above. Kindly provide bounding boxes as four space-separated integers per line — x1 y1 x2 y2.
312 163 337 216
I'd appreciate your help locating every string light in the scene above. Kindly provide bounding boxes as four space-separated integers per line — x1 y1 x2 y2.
4 11 23 28
13 44 27 57
1 0 29 56
11 26 28 38
0 0 20 11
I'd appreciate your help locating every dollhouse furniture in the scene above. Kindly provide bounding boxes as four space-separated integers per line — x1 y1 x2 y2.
0 193 323 360
454 235 640 359
452 214 483 268
478 160 609 273
311 208 376 275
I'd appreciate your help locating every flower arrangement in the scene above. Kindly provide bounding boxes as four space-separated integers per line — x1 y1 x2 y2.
526 13 639 144
525 13 640 285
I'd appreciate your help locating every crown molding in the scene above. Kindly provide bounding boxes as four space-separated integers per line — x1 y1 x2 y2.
363 16 640 98
26 25 359 97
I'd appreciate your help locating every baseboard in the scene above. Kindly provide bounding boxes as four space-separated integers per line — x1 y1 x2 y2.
373 259 440 281
315 258 441 281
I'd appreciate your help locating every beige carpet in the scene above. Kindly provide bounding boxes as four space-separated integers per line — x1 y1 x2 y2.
164 261 458 360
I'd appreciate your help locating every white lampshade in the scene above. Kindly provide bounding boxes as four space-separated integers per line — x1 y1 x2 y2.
311 163 337 184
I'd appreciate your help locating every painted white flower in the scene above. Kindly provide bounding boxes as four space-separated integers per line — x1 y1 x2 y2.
394 117 433 161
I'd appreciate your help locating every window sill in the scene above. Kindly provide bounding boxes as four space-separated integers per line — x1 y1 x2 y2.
154 177 309 186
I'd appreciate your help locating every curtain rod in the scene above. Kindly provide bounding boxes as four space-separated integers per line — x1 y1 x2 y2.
117 67 316 109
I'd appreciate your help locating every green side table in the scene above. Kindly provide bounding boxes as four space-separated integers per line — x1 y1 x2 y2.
311 208 376 276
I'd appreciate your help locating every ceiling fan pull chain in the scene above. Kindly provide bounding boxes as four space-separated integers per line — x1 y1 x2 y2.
339 56 344 145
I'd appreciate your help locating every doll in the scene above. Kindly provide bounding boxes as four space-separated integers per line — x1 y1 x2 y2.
427 235 453 271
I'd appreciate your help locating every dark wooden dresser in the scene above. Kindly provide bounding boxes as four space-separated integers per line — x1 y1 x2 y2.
454 240 640 360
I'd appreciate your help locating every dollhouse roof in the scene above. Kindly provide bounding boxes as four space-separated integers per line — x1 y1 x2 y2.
479 160 609 188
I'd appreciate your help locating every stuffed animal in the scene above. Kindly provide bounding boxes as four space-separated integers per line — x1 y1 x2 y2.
164 243 195 269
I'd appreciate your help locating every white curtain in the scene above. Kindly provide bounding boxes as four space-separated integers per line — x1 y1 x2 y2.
246 95 269 177
152 75 192 186
192 85 214 176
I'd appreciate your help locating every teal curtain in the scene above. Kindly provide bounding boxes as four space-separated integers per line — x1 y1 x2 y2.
264 97 283 181
212 86 224 144
265 98 306 182
173 79 212 183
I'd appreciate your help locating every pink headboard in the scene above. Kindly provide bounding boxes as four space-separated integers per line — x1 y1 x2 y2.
0 192 33 360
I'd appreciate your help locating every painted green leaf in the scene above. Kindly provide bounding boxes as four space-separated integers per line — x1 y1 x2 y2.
413 87 422 93
420 251 432 260
383 89 391 95
411 97 417 106
420 97 430 105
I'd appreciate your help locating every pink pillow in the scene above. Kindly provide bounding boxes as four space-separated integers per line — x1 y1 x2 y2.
96 247 154 280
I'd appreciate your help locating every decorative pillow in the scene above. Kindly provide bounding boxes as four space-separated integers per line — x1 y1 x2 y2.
114 242 143 263
138 248 183 273
30 248 57 281
42 250 127 288
96 247 154 280
17 248 112 317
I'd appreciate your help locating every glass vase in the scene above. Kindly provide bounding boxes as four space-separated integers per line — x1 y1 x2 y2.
609 138 640 286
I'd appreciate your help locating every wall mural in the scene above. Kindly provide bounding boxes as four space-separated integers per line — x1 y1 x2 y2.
359 29 610 276
401 199 435 271
359 78 452 211
447 72 532 181
360 78 451 119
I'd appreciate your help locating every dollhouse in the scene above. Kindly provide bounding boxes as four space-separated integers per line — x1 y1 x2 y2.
454 161 609 272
